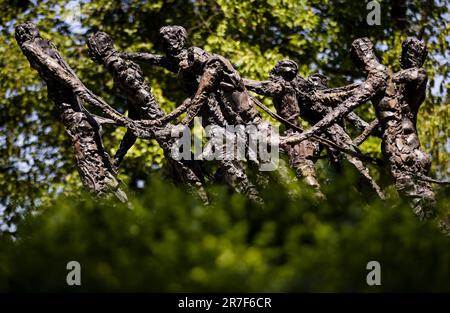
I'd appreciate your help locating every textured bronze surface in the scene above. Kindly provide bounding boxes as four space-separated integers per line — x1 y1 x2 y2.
15 23 443 224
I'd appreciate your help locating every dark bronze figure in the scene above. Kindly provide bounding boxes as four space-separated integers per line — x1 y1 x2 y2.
87 32 209 203
244 60 323 196
121 25 262 203
373 37 435 220
246 59 385 199
15 23 127 202
282 38 389 146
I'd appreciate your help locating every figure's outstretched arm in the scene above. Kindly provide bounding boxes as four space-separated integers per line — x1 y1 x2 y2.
140 98 193 126
82 89 156 139
319 82 361 94
91 114 117 126
314 87 357 105
392 68 427 84
281 96 360 145
159 98 192 123
181 90 209 126
282 82 386 146
119 52 177 73
243 79 278 96
309 82 370 130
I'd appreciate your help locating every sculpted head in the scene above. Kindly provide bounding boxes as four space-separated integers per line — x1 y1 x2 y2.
159 25 188 56
350 37 376 71
15 22 40 45
401 37 427 69
87 32 116 63
269 59 299 81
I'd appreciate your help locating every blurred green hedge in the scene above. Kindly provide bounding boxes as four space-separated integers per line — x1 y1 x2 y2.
1 167 449 292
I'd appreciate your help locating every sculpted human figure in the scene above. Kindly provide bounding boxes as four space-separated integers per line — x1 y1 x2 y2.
87 31 209 204
15 22 127 202
15 24 154 141
243 60 323 196
372 37 435 220
121 25 263 203
120 26 261 126
282 38 389 146
87 32 165 167
302 74 386 199
280 36 439 220
245 59 385 199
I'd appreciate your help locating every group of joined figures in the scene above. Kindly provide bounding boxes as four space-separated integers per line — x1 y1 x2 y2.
14 22 448 231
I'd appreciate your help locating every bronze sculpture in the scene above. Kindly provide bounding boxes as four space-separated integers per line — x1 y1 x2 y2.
120 25 263 203
243 60 323 196
245 58 385 199
372 37 434 220
87 31 209 203
15 22 127 202
15 22 448 231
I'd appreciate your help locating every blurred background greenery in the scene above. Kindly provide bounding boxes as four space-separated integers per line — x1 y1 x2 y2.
0 0 449 291
1 170 449 292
